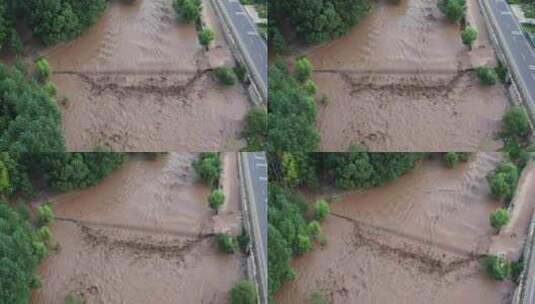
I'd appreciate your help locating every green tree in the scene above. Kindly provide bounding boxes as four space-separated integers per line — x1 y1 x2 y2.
173 0 202 22
314 200 330 222
503 106 530 138
229 280 257 304
35 58 51 83
487 162 519 201
208 189 225 214
295 234 312 255
216 233 235 253
214 66 237 86
484 255 510 280
193 153 221 186
0 159 10 195
438 0 466 22
460 26 477 51
36 204 54 227
476 66 498 86
242 107 267 151
198 27 214 49
443 152 460 168
303 79 317 95
9 30 23 54
490 208 510 230
307 220 321 238
294 57 313 82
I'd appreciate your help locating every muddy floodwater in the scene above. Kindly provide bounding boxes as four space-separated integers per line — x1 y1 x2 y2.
302 0 507 151
31 153 245 303
38 0 249 151
274 153 529 304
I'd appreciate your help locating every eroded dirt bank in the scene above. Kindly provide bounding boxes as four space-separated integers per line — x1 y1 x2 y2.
41 0 249 151
274 153 519 304
31 153 245 303
302 0 507 151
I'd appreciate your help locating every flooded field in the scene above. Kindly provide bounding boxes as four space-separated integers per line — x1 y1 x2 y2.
31 153 245 303
274 153 529 304
33 0 249 151
302 0 507 151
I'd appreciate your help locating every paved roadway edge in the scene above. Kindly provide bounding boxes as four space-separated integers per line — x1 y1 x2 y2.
211 0 267 103
478 0 535 134
238 152 268 304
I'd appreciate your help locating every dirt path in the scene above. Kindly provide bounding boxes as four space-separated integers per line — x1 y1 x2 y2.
274 154 518 304
35 0 249 151
298 0 507 151
31 153 245 304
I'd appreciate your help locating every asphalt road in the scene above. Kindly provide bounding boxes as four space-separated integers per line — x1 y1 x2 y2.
484 0 535 122
245 152 267 265
218 0 267 101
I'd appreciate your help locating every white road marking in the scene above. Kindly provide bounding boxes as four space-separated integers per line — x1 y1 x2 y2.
255 162 267 168
512 30 522 35
247 31 258 36
529 65 535 71
259 176 267 181
235 11 246 15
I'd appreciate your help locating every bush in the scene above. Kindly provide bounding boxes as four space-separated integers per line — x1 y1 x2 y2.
237 228 250 253
9 29 23 54
460 26 477 50
198 27 214 49
229 280 257 304
36 204 54 227
193 153 221 186
216 233 235 253
208 189 225 214
65 292 86 304
310 291 329 304
173 0 202 22
295 234 312 255
294 57 313 82
490 208 510 230
307 220 321 238
487 162 519 201
35 58 52 83
214 67 237 86
303 79 317 95
43 82 57 96
485 255 510 280
438 0 466 22
242 107 267 151
495 60 508 83
476 66 498 86
503 106 530 138
314 200 330 222
443 152 460 168
511 259 524 284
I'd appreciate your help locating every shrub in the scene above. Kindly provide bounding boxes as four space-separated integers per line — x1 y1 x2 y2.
229 279 257 304
308 220 321 238
487 162 519 201
9 29 23 54
503 106 530 138
173 0 201 22
314 200 330 222
310 291 329 304
460 26 477 50
443 152 460 168
234 64 247 82
303 79 317 95
208 189 225 214
476 66 498 86
65 292 86 304
36 226 52 242
35 58 52 83
237 228 250 254
511 259 524 284
29 275 42 289
242 107 267 151
36 204 54 227
198 27 214 49
484 255 510 280
438 0 466 22
294 57 313 82
490 208 510 230
295 234 312 255
214 66 237 86
193 153 221 186
495 60 508 83
216 233 235 253
43 82 57 96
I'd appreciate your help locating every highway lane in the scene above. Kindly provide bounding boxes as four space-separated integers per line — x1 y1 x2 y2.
484 0 535 122
217 0 268 101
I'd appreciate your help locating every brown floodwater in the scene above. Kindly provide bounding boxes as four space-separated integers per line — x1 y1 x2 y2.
34 0 249 151
31 153 245 303
274 153 523 304
299 0 507 151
